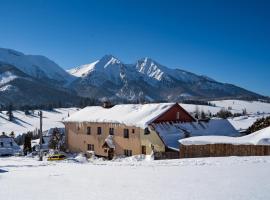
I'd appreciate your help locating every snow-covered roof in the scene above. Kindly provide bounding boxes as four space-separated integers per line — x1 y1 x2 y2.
179 126 270 146
43 128 65 137
0 135 21 156
64 103 176 128
154 119 239 150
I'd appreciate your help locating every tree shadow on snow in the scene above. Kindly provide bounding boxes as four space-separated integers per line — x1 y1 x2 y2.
0 169 8 173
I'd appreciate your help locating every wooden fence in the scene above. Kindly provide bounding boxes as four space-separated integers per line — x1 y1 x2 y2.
179 144 270 158
154 151 179 160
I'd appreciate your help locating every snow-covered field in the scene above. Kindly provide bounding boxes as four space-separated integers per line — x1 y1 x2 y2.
181 100 270 115
181 100 270 131
211 100 270 114
0 108 79 136
0 100 270 136
1 155 270 200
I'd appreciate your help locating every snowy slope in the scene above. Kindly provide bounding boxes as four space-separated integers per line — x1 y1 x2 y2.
228 114 270 131
67 60 99 77
0 71 18 86
0 48 73 83
1 156 270 200
211 100 270 114
181 100 270 131
0 108 79 136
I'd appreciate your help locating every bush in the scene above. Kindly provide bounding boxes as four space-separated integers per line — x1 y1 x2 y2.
216 109 233 119
246 116 270 134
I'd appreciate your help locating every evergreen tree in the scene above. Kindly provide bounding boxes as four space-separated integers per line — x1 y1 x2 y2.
194 105 200 119
23 132 32 155
9 131 15 138
201 110 206 119
7 104 13 121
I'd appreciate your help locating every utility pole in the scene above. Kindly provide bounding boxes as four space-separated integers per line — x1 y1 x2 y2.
39 111 43 161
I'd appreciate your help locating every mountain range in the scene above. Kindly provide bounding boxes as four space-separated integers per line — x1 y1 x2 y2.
0 48 266 107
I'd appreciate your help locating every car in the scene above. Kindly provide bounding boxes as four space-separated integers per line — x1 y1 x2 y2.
47 154 66 161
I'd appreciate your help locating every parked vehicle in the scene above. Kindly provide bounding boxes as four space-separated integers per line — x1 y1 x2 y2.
47 154 66 161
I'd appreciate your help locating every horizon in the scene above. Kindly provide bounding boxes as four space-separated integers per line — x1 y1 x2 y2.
0 0 269 96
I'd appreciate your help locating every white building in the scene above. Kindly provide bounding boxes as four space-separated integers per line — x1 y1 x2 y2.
0 134 21 156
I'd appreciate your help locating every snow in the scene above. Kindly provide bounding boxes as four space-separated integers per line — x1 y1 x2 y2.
67 60 99 77
211 100 270 114
1 156 270 200
68 55 132 87
0 48 73 82
179 126 270 146
228 114 270 131
0 84 18 92
180 103 222 114
154 119 239 150
136 57 165 81
0 71 17 86
180 100 270 131
0 108 79 136
64 103 175 129
180 100 270 116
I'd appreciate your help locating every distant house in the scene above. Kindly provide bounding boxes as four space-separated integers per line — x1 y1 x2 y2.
0 134 21 156
32 128 65 151
63 103 239 159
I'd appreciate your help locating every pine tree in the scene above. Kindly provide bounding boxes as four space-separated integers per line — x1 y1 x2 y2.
7 104 13 121
201 110 206 119
9 131 15 138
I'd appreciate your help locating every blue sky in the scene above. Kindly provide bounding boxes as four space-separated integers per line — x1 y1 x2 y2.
0 0 269 96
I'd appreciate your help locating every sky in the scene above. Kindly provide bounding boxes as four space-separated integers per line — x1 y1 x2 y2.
0 0 269 96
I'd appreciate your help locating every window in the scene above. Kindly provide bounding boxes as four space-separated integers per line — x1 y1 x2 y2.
87 144 94 151
109 128 114 135
132 129 135 134
144 128 150 135
124 149 132 157
123 129 129 138
176 112 180 120
97 127 102 135
86 127 91 135
0 142 3 147
10 142 13 147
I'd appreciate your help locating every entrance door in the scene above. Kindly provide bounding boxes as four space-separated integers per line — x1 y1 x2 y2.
108 148 114 160
141 145 146 155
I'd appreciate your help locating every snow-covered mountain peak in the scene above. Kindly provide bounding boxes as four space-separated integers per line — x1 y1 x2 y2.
67 55 122 78
0 47 72 83
136 57 167 81
67 60 99 77
98 54 121 68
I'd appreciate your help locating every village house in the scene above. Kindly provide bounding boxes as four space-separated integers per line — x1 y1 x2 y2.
0 134 21 156
64 103 240 159
64 103 196 159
